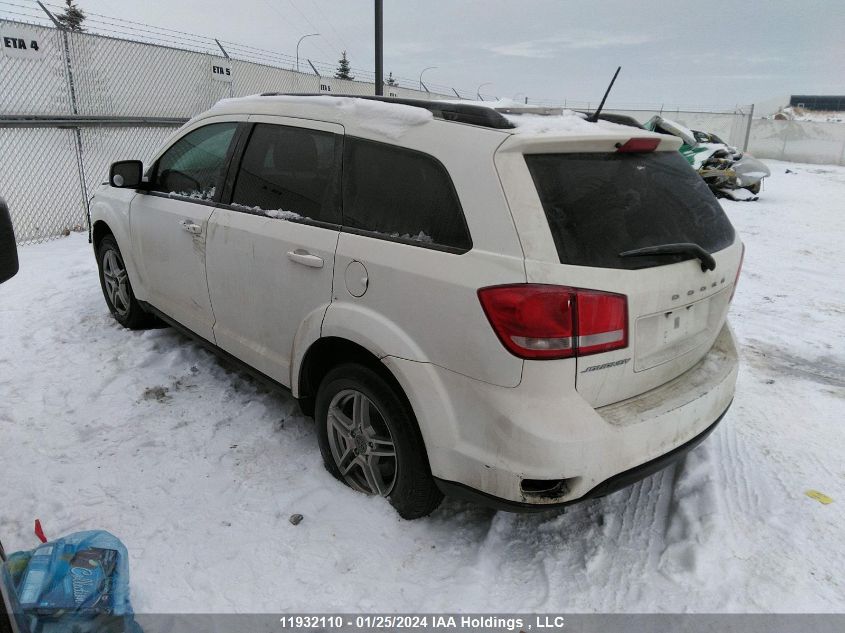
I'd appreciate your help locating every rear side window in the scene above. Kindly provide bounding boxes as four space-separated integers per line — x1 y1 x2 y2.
230 123 341 224
342 138 471 251
153 122 237 200
525 151 736 269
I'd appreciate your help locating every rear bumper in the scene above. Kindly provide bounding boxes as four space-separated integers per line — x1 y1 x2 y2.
434 400 729 512
385 323 739 508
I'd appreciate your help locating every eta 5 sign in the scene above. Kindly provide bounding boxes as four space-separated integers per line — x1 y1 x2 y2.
211 62 233 83
1 29 44 59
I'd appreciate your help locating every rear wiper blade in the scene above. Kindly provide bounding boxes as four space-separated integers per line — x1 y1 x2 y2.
619 243 716 272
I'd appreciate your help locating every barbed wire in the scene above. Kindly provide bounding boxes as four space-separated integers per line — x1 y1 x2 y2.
0 0 751 112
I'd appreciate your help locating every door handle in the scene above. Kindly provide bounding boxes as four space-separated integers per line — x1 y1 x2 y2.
180 220 202 235
287 249 324 269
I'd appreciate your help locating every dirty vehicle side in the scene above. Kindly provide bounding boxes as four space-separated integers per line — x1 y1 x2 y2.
89 96 742 519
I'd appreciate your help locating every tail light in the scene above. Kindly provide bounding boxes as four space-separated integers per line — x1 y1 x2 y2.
616 138 660 153
730 242 745 301
477 284 628 360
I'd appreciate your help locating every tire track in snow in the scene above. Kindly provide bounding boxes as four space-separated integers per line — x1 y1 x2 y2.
589 472 666 611
715 415 766 528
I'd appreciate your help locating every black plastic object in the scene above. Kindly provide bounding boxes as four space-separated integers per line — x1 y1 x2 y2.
108 160 144 188
0 197 19 285
620 242 718 272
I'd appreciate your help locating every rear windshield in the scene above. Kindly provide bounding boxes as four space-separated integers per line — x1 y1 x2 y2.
524 151 736 269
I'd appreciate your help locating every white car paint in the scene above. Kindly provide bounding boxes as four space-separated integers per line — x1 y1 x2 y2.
90 95 740 507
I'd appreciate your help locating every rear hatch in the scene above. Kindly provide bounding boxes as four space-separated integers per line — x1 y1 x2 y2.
507 142 743 408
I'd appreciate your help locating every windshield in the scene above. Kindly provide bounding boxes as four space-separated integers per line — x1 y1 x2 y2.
525 151 736 270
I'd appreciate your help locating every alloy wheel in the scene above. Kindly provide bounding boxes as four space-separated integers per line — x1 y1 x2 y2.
102 248 130 317
326 389 397 496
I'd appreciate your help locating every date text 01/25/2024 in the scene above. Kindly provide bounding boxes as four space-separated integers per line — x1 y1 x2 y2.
278 615 566 630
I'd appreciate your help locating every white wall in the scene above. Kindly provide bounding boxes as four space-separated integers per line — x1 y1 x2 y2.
748 119 845 166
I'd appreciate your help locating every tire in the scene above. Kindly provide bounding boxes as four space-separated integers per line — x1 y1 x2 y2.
315 363 443 519
745 182 761 195
96 235 154 329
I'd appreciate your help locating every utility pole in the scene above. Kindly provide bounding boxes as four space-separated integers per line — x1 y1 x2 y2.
374 0 383 95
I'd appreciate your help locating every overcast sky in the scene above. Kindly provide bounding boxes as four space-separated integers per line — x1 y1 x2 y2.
71 0 845 107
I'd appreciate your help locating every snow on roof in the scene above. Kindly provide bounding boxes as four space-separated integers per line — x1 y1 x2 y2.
503 111 628 137
211 94 433 140
208 94 654 141
436 97 632 136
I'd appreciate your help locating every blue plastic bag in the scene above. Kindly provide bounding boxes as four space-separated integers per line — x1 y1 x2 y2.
2 530 139 633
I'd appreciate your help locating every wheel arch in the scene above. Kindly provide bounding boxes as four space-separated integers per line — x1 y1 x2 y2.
297 336 404 417
89 189 146 300
92 219 114 250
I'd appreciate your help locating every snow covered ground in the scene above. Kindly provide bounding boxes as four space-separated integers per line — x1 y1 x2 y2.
1 160 843 613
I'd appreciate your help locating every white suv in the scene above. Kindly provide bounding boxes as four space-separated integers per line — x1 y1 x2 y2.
90 95 742 519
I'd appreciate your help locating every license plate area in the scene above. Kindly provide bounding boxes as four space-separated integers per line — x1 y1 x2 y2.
634 289 729 372
663 303 702 344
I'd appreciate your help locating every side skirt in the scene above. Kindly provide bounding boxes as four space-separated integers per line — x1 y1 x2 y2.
139 302 304 412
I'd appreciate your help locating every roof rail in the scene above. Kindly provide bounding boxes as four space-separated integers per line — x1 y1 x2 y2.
493 105 564 116
258 93 516 130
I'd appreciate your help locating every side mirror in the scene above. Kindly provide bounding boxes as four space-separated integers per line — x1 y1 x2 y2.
109 160 144 188
0 197 19 285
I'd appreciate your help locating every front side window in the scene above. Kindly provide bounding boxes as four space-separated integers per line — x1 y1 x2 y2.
152 122 237 200
229 123 341 224
342 138 471 251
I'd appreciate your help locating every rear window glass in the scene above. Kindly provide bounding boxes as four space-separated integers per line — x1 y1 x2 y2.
525 151 736 269
342 138 471 251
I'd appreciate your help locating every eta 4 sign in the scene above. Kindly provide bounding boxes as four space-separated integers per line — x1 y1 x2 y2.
1 28 45 60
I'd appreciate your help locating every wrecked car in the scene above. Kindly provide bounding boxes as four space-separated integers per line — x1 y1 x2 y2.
644 115 769 200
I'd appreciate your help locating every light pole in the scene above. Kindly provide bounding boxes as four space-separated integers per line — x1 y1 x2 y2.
419 66 437 92
476 82 492 101
375 0 383 95
296 33 319 73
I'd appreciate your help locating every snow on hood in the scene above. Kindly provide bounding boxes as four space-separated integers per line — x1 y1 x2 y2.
651 115 697 146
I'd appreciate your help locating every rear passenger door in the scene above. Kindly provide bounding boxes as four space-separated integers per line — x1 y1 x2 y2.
328 137 521 387
204 118 343 386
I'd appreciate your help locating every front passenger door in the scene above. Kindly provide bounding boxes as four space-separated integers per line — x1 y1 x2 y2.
130 121 239 341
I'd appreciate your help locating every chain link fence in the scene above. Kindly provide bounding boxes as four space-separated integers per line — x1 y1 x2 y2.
0 12 756 245
0 16 456 245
